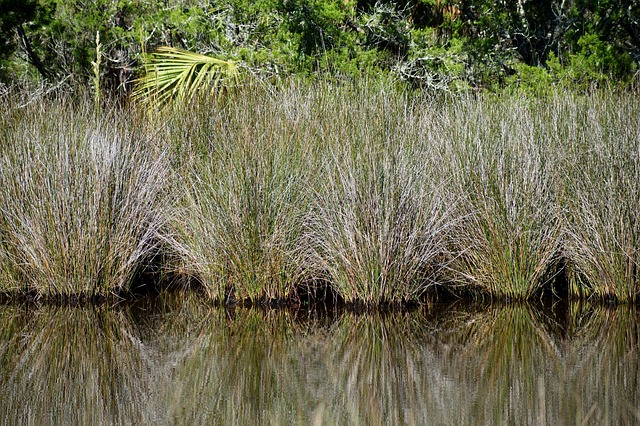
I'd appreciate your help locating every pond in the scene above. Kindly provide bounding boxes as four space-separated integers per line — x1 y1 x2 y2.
0 295 638 425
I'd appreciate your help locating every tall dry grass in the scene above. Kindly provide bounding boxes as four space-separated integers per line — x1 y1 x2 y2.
1 82 639 304
167 84 318 302
0 97 171 298
559 92 640 302
441 96 565 300
302 86 456 304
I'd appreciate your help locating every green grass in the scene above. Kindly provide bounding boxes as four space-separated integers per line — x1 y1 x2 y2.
1 82 639 304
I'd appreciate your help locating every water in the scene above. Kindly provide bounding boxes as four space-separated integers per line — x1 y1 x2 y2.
0 295 638 425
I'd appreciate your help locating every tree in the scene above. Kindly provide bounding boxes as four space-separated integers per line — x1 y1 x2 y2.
570 0 640 75
0 0 49 80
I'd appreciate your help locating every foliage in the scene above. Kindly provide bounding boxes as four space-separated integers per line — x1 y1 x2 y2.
1 0 637 94
132 46 239 110
0 0 38 60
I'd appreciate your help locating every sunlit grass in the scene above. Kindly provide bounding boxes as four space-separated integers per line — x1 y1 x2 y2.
1 82 639 304
560 93 640 302
303 87 455 304
168 85 317 302
0 97 171 298
442 96 564 300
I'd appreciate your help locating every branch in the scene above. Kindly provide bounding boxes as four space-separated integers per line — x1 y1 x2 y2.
17 24 49 80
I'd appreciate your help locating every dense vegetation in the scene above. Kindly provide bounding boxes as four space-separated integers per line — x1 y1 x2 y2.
1 2 638 305
1 0 639 95
1 81 639 305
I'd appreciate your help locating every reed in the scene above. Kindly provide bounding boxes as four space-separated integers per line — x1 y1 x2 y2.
559 92 640 302
302 87 456 304
169 84 317 302
0 96 171 298
1 81 640 304
442 96 564 300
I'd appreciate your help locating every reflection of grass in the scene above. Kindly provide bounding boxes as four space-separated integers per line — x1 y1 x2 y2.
0 299 638 424
459 304 561 424
0 304 148 424
324 312 436 424
560 303 640 424
157 306 306 424
432 302 640 425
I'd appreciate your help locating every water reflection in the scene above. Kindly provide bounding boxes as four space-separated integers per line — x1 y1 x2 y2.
0 298 638 425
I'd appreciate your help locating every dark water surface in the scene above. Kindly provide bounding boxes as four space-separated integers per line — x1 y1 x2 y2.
0 295 638 425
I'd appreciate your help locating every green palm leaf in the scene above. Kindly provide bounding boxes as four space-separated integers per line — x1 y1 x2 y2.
133 46 239 109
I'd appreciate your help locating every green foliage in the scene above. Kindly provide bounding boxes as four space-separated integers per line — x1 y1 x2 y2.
504 33 636 95
396 28 468 90
503 61 555 96
569 0 640 67
279 0 352 55
133 46 239 110
0 0 38 59
1 0 639 97
564 34 635 84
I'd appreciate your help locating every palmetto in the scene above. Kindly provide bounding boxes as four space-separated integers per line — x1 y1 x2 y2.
133 46 239 109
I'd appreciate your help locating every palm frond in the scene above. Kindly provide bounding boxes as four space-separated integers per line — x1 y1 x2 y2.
133 46 239 109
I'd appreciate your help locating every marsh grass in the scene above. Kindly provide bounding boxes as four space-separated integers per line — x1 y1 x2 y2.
560 93 640 302
169 84 317 302
0 97 171 298
303 90 456 304
1 81 639 304
441 97 566 300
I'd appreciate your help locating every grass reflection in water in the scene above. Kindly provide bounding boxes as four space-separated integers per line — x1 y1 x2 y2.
0 297 638 425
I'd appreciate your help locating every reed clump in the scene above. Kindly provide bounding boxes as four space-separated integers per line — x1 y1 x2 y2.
302 86 455 305
559 92 640 302
442 96 565 300
168 85 317 303
0 97 171 298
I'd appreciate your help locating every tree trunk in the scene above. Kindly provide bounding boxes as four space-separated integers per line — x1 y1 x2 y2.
17 24 49 80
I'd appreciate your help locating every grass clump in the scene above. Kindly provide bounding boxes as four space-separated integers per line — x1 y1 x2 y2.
303 87 455 305
561 93 640 302
0 97 171 299
1 81 640 306
169 85 315 303
443 97 564 300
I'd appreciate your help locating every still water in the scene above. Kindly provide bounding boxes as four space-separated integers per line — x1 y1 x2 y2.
0 295 638 425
